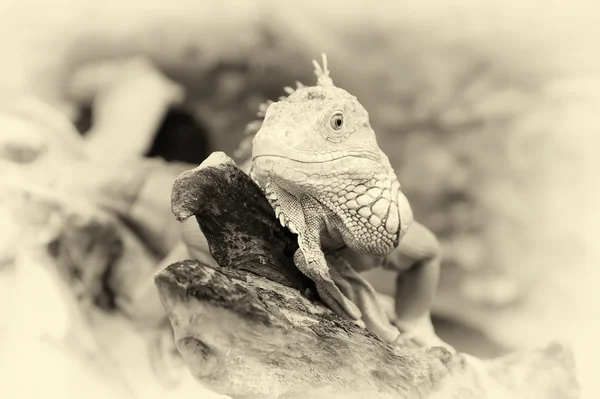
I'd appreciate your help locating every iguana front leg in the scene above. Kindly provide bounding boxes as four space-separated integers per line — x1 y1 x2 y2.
386 222 441 327
327 252 401 343
346 221 452 350
263 181 361 321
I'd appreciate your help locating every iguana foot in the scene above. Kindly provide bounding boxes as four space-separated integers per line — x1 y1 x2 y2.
293 249 362 321
313 271 362 321
393 316 455 353
329 253 402 343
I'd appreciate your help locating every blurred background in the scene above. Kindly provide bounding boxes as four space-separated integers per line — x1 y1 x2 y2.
0 0 598 398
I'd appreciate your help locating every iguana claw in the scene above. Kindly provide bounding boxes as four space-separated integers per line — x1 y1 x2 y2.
293 249 362 321
393 317 455 353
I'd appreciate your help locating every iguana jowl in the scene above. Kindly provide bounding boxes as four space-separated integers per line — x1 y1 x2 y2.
249 54 450 349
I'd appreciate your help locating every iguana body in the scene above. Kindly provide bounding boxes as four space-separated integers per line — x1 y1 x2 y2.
247 54 450 349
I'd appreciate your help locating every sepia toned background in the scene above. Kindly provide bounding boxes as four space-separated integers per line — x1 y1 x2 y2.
0 1 598 398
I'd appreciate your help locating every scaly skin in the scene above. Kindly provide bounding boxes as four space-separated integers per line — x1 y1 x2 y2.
248 54 450 350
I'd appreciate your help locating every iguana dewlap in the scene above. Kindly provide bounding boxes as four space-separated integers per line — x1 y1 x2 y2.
249 54 449 349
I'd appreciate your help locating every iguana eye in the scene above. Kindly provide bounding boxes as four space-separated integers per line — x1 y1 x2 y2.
330 112 344 131
320 109 351 142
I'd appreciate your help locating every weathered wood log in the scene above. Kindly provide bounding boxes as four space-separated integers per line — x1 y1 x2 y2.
156 151 579 399
157 260 478 399
170 151 315 295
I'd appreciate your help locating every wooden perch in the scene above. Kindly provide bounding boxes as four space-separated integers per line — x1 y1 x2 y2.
156 152 580 399
169 151 315 295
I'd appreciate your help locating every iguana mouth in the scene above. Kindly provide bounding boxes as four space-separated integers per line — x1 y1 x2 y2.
252 154 376 164
251 134 381 164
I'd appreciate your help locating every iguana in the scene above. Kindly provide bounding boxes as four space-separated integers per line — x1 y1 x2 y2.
239 54 450 350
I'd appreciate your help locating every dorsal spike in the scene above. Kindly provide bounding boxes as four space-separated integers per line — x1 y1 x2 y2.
312 53 334 87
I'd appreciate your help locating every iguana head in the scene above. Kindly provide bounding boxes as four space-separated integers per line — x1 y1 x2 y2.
251 54 382 165
251 54 414 247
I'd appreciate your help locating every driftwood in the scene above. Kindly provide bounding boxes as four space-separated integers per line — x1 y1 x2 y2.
155 152 579 399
